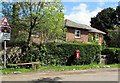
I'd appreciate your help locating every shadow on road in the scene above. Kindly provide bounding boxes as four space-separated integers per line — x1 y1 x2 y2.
33 77 62 83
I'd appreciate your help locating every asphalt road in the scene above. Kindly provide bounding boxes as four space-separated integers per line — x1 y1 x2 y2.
59 70 118 81
1 68 119 82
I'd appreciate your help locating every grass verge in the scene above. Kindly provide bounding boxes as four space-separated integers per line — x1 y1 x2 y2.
1 68 37 74
39 64 119 72
1 64 119 74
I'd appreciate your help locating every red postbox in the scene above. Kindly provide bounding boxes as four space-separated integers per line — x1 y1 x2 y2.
75 50 80 58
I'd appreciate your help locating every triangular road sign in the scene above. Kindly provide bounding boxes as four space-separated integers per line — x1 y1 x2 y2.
1 17 10 26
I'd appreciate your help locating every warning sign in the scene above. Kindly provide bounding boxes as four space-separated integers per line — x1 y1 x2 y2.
0 17 11 41
1 17 10 26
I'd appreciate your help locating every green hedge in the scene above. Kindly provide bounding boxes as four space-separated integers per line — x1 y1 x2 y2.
101 47 120 64
6 43 102 66
44 43 102 65
9 43 101 65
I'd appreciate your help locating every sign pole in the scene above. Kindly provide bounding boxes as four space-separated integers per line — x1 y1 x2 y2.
1 17 11 67
4 40 7 67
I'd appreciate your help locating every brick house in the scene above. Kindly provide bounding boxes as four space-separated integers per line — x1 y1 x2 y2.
31 19 106 44
65 19 106 45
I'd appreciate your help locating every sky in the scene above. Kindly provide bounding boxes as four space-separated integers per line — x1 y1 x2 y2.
0 1 119 26
63 2 118 26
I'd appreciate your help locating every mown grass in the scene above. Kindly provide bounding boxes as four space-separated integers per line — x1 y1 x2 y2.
1 68 37 74
1 64 119 74
39 64 119 71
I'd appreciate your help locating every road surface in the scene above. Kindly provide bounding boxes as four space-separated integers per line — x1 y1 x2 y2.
1 68 119 82
59 70 118 81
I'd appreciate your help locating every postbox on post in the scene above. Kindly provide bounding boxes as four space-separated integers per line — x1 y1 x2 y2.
75 50 80 58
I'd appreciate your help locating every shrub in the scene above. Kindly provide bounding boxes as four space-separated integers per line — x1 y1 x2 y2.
101 47 120 64
20 45 40 63
45 43 101 65
6 43 102 66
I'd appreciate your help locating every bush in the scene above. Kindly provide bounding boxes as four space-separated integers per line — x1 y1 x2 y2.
101 47 120 64
19 45 40 63
6 43 102 66
44 43 101 65
107 30 120 48
6 42 101 66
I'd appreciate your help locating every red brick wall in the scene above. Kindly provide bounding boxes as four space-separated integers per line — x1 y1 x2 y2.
99 34 103 45
31 27 104 45
66 27 88 43
88 32 103 45
31 37 41 44
66 28 103 45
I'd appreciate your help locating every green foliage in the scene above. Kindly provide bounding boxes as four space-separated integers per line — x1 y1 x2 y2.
39 45 53 65
90 7 120 48
116 6 120 24
44 43 101 65
101 47 120 64
107 29 120 48
101 40 107 49
2 64 119 74
88 33 99 44
105 47 120 50
20 45 41 63
2 1 65 46
93 34 99 43
39 43 62 66
90 7 116 32
2 1 65 65
88 33 93 42
2 67 36 74
21 44 60 66
2 2 27 46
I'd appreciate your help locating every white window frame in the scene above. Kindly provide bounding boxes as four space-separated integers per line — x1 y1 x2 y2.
95 34 99 41
75 30 81 38
31 34 39 37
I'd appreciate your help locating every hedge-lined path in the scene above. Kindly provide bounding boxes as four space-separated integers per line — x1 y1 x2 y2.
2 68 119 81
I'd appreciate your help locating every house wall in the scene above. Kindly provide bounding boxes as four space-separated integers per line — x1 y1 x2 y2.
31 37 41 44
66 27 88 43
31 27 104 45
88 32 103 45
99 34 103 45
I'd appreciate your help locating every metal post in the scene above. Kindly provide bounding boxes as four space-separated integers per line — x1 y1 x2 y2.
4 40 6 67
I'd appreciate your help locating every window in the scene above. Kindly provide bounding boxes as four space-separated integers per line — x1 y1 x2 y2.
95 34 99 41
31 34 39 37
31 32 39 37
75 30 81 38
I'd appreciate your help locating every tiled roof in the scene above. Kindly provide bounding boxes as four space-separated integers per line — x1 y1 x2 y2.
65 19 106 34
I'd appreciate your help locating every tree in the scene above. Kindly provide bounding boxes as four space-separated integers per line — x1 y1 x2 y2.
2 2 27 46
107 27 120 48
90 7 120 48
2 1 65 46
33 3 65 44
116 6 120 25
90 8 116 33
